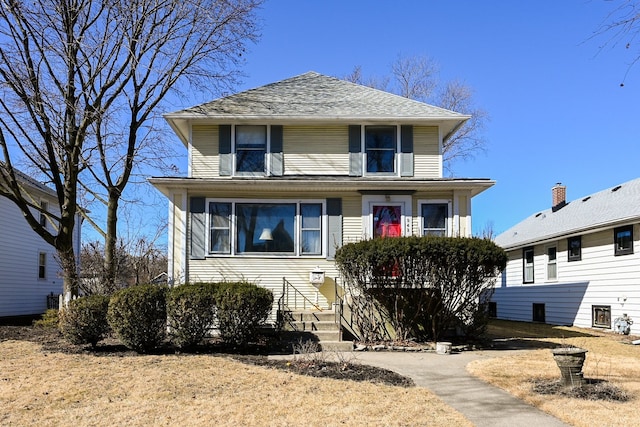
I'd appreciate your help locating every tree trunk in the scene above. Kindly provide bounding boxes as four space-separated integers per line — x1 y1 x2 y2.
104 192 120 291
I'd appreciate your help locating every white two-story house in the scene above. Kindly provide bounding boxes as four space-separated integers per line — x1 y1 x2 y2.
0 166 81 319
493 180 640 334
150 71 494 317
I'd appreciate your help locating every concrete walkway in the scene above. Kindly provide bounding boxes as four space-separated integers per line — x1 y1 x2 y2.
271 348 570 427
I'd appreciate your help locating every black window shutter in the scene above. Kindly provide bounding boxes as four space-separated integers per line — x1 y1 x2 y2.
400 125 414 177
270 125 283 176
348 125 362 177
190 197 206 260
326 198 342 260
219 125 232 176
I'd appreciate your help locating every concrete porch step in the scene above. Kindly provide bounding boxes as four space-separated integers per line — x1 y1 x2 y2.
290 310 337 322
319 341 354 352
289 320 340 331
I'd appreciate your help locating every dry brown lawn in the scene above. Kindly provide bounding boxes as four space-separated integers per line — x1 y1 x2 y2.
0 338 471 426
468 320 640 427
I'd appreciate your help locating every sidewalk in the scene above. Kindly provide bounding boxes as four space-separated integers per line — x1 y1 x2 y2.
271 348 570 427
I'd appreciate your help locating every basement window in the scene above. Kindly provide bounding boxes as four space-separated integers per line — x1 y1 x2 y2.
592 305 611 328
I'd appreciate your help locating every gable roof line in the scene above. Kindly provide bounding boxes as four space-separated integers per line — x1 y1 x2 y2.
495 177 640 249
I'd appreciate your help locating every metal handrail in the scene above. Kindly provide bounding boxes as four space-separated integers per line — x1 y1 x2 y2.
281 277 322 312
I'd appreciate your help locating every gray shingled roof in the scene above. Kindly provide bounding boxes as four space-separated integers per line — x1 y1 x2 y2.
495 177 640 249
0 161 57 197
164 71 469 144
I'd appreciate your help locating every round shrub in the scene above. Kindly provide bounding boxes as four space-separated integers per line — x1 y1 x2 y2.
59 295 110 348
215 281 273 346
107 285 167 353
167 283 217 349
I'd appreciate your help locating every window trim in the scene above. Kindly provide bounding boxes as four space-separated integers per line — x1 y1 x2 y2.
418 199 453 237
362 125 400 176
567 235 581 262
206 198 326 258
614 224 634 256
545 245 557 282
523 247 534 284
232 124 269 176
592 305 611 328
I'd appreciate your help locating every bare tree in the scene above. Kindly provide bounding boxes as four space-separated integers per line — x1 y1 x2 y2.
592 0 640 85
345 55 488 172
0 0 262 296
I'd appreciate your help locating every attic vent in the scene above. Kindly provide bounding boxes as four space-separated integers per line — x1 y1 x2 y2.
582 196 591 202
612 185 622 192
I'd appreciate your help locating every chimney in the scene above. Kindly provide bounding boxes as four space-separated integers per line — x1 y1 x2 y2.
552 183 566 212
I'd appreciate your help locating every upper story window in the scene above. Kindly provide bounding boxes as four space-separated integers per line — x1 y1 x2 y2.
523 247 534 283
614 225 634 256
235 125 266 174
39 201 48 228
568 236 581 261
546 246 557 281
420 202 450 236
365 126 396 174
207 199 324 257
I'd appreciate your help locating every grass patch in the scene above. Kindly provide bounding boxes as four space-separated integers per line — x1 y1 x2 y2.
469 319 640 427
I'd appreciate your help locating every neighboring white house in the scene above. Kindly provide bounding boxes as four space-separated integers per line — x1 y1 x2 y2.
493 180 640 334
150 71 494 317
0 167 82 318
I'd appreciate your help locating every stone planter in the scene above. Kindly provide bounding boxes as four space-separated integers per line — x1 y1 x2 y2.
551 347 588 387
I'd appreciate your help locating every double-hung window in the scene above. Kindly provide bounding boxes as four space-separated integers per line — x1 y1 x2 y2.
208 200 324 256
614 225 634 256
38 252 46 279
546 246 557 281
209 203 231 254
568 236 581 261
523 247 534 283
365 126 396 173
421 203 449 236
39 201 48 228
235 125 266 174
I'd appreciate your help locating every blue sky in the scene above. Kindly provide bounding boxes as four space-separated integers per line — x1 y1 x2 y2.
198 0 638 237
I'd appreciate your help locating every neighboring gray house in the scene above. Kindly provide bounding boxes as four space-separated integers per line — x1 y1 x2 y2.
0 167 82 318
150 71 494 318
492 179 640 334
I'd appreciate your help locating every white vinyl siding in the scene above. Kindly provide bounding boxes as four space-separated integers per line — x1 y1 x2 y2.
413 126 440 178
0 196 64 317
283 126 349 175
493 224 640 334
191 125 219 178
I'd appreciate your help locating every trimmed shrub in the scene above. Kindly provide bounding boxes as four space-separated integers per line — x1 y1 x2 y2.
166 283 217 349
335 236 507 342
107 285 167 353
215 281 273 346
59 295 110 347
33 308 60 329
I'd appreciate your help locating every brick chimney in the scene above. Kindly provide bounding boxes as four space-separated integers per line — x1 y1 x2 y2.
552 183 566 212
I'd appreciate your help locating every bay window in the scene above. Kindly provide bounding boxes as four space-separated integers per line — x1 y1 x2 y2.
207 200 324 256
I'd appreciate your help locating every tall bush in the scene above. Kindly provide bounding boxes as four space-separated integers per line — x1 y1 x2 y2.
107 285 167 353
166 283 218 349
215 281 273 346
59 295 110 347
335 236 507 342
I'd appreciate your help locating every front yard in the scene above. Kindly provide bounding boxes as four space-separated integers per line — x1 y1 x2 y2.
471 320 640 427
2 320 640 426
0 326 469 427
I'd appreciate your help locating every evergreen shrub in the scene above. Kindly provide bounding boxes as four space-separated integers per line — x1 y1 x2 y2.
107 284 167 353
215 281 273 346
166 283 217 349
59 295 110 347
